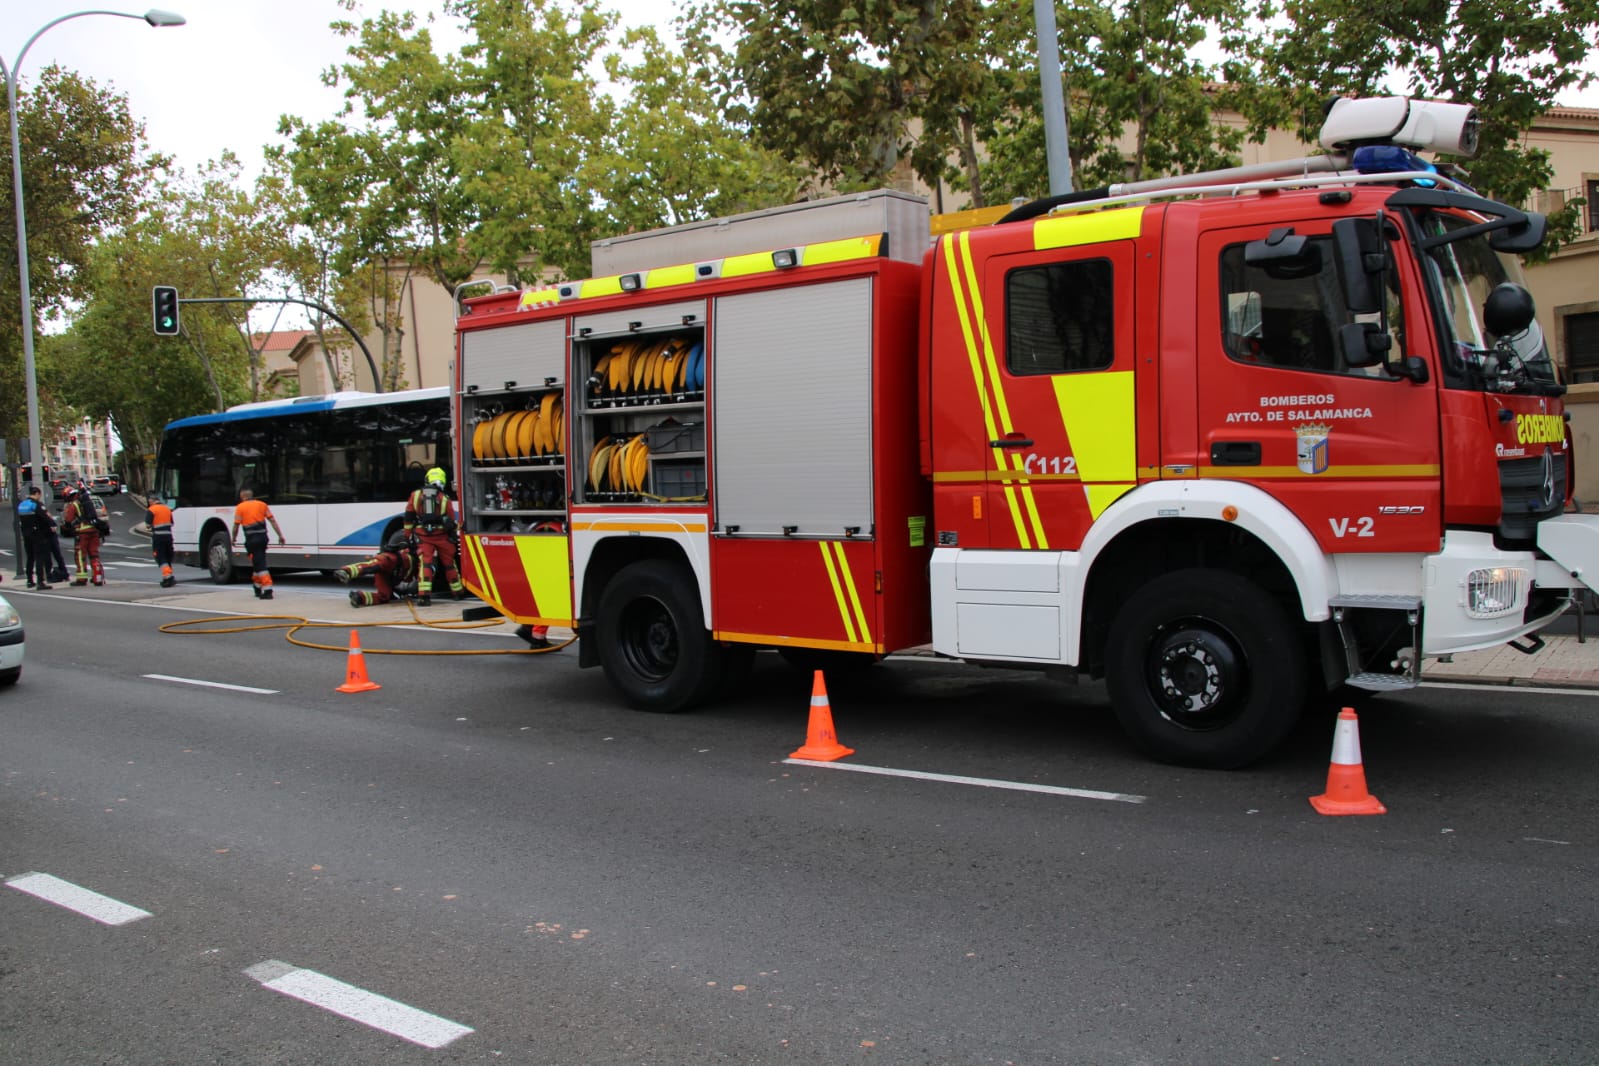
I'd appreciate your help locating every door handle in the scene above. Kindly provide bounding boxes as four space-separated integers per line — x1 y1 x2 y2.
1210 441 1261 466
990 435 1034 449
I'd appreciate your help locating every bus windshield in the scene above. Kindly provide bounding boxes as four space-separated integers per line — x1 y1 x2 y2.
155 388 452 578
1420 213 1562 395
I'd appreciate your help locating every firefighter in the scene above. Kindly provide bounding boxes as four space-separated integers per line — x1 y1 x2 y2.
405 467 466 606
231 487 285 600
61 485 108 586
335 530 421 607
17 485 52 589
146 497 177 587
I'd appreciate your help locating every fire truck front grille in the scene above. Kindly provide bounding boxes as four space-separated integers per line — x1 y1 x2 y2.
1498 451 1567 546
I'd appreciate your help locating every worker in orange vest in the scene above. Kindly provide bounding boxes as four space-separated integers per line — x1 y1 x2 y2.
231 488 285 600
146 498 177 587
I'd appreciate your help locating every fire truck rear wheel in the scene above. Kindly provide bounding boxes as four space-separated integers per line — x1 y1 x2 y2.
597 559 719 712
1105 568 1305 769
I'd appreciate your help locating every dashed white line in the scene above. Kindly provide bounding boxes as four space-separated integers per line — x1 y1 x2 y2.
143 674 279 695
783 758 1147 803
245 961 473 1048
5 872 152 925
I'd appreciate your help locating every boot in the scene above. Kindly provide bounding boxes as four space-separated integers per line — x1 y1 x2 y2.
259 588 273 601
160 576 176 588
335 566 355 584
416 594 431 607
349 590 366 608
451 587 468 600
516 625 550 649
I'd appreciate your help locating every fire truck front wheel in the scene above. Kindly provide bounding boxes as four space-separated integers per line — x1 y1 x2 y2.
1104 568 1306 769
597 560 719 713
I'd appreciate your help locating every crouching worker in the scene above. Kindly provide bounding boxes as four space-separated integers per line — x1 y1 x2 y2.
336 531 420 608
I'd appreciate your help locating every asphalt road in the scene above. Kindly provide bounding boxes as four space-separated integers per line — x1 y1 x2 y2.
2 500 1597 1063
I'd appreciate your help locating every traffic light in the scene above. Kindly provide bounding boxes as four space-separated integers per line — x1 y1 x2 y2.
152 285 180 335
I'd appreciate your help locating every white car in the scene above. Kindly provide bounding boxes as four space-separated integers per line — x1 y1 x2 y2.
0 590 23 686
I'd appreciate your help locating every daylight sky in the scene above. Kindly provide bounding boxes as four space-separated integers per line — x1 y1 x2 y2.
10 0 1599 185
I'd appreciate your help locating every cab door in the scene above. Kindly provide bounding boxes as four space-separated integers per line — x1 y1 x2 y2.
974 225 1139 551
1193 222 1442 553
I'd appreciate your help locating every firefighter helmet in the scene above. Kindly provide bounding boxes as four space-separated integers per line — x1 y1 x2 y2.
426 467 447 486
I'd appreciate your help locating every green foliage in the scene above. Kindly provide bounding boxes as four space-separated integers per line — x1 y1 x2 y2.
0 67 159 443
1237 0 1599 247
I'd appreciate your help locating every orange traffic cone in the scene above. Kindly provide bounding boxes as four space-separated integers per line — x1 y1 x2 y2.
335 629 382 693
1310 707 1385 815
789 670 854 762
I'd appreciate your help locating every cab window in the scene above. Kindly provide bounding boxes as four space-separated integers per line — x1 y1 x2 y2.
1219 238 1400 377
1006 259 1114 374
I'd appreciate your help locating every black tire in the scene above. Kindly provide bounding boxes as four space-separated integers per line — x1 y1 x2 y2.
1104 568 1305 769
0 666 19 686
205 529 240 585
597 560 718 712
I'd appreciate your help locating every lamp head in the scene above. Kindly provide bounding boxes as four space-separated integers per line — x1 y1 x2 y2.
143 9 186 27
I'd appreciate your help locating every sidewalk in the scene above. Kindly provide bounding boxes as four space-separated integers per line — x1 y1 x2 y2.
1422 625 1599 688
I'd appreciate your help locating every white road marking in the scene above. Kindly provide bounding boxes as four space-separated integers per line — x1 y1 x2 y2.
245 961 473 1048
783 758 1147 803
143 674 278 694
6 872 152 925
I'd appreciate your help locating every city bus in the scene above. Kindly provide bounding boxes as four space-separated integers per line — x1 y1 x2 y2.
154 388 452 582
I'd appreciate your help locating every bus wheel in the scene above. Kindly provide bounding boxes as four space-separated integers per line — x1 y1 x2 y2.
1104 568 1304 769
597 560 716 713
205 530 240 585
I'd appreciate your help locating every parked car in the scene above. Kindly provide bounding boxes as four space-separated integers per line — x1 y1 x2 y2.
0 590 23 686
90 475 122 495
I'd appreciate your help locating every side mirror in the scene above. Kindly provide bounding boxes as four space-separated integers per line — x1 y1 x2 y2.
1245 227 1323 279
1339 322 1390 368
1484 282 1536 337
1332 217 1386 315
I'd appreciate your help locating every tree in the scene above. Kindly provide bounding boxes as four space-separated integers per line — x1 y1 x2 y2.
1238 0 1599 245
692 0 999 199
593 24 808 234
0 66 159 443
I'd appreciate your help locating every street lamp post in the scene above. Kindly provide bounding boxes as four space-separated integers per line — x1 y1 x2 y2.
4 8 184 500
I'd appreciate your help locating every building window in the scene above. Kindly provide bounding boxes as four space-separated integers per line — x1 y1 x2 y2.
1588 180 1599 235
1567 311 1599 383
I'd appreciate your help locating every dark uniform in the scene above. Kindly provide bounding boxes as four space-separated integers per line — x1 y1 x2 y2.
404 468 465 606
17 487 52 589
337 531 421 607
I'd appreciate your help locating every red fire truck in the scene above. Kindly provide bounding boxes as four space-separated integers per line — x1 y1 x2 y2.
453 96 1598 767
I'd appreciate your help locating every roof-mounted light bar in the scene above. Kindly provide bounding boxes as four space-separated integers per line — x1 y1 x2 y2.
1319 96 1480 158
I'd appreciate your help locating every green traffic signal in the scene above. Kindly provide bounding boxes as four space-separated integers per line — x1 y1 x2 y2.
152 285 180 335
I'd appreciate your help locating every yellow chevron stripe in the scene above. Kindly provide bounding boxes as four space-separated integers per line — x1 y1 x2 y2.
943 236 1032 549
1052 370 1136 519
514 534 574 623
956 232 1048 549
801 234 883 265
818 542 859 644
1033 207 1144 250
831 542 872 644
645 263 698 289
464 535 500 606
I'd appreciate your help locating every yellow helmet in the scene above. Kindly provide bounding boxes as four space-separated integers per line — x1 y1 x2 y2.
426 467 447 485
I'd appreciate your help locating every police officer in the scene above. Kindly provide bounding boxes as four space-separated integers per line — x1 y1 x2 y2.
231 488 285 600
17 485 52 589
336 530 420 607
147 497 177 587
404 467 466 606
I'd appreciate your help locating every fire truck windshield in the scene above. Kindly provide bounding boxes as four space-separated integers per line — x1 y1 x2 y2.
1420 213 1562 395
